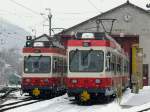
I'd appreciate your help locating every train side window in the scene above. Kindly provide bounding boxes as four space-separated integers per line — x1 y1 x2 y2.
127 61 129 73
52 57 57 73
59 57 63 75
106 52 111 71
124 60 127 73
53 56 61 74
111 54 116 74
63 59 67 73
117 56 122 75
114 55 117 74
120 57 123 75
117 56 121 73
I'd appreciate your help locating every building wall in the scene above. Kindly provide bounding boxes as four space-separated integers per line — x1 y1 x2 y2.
63 4 150 84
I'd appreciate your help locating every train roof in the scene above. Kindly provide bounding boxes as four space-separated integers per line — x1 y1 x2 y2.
61 32 113 39
62 32 120 47
61 32 128 56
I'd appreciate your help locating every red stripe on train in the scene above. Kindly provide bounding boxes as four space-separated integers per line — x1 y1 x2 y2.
66 76 129 89
23 48 66 55
22 77 64 87
66 77 113 89
67 40 116 48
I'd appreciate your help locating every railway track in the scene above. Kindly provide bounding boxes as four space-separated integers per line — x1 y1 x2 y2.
137 108 150 112
0 97 45 112
0 97 32 108
0 87 20 99
0 86 67 111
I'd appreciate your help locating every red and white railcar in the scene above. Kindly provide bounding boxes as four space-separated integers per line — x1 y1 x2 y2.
21 34 67 97
65 32 129 102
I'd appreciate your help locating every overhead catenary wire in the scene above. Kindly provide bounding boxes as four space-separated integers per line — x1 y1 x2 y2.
9 0 102 16
0 1 48 36
28 18 48 28
0 9 40 31
7 1 99 25
6 0 103 36
0 32 26 41
87 0 101 13
8 0 40 16
53 10 100 15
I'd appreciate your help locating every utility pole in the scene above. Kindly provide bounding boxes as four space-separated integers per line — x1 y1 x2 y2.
46 8 52 37
32 29 36 38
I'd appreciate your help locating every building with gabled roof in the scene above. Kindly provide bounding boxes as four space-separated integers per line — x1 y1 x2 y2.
61 1 150 85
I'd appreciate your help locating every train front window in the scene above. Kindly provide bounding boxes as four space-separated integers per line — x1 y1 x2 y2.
24 56 51 73
69 50 104 72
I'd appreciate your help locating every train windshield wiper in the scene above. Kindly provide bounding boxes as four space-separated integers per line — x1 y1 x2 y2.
38 55 43 60
82 49 93 60
26 55 31 59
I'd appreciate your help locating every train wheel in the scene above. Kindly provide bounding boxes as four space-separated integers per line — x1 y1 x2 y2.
75 95 79 101
101 96 111 103
51 90 56 98
75 95 81 104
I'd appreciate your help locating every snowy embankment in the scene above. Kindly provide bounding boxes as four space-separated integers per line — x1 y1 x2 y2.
3 86 150 112
121 86 150 112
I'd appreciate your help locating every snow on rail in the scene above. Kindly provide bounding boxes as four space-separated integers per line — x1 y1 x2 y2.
2 86 150 112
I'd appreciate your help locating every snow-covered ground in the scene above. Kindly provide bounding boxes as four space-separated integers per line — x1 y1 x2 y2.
2 86 150 112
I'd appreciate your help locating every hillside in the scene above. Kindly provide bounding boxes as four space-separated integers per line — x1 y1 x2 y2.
0 19 30 49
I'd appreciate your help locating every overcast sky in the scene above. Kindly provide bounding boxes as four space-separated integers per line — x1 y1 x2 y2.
0 0 150 36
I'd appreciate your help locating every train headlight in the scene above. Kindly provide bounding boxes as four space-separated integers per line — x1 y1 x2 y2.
26 41 30 45
26 41 32 47
40 79 44 82
95 79 101 84
72 79 77 84
25 79 31 83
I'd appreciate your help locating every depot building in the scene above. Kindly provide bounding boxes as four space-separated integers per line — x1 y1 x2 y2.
61 1 150 85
